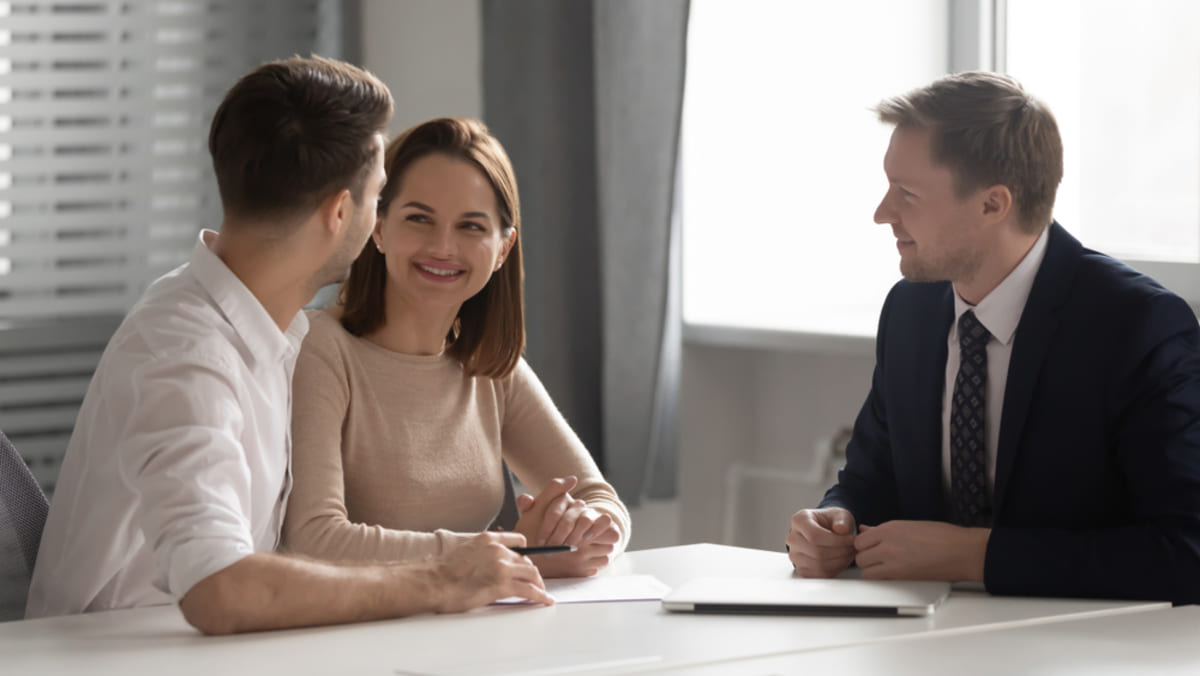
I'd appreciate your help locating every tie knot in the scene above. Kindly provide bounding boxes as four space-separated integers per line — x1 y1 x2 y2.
958 310 989 352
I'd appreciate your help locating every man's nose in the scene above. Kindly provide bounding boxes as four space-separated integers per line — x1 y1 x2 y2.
873 193 894 225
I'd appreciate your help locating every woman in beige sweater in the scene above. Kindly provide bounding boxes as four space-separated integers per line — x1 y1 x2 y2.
283 118 630 578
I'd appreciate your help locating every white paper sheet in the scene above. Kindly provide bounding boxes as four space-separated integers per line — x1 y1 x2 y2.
493 574 670 605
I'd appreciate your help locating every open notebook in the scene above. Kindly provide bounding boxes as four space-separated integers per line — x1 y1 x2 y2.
662 576 951 617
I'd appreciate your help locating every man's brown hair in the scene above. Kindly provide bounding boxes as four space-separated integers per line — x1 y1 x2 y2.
875 71 1063 233
208 55 393 222
340 117 524 379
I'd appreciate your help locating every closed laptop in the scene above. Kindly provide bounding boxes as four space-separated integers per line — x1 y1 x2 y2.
662 576 951 617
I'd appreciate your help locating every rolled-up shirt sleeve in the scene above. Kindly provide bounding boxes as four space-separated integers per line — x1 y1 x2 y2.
116 350 258 600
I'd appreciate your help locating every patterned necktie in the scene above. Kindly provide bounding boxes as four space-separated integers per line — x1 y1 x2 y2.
950 310 992 527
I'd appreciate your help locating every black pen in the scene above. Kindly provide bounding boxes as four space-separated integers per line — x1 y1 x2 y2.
510 545 576 556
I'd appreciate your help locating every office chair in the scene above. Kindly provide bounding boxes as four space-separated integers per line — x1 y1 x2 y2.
0 430 49 621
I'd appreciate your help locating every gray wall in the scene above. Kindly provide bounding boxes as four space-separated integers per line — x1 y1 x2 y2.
361 0 483 134
679 343 874 550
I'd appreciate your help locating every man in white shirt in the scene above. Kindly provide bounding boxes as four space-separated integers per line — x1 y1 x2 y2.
786 72 1200 603
27 56 551 633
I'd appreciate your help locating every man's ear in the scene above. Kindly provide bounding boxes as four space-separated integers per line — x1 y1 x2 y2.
980 184 1013 224
318 188 354 238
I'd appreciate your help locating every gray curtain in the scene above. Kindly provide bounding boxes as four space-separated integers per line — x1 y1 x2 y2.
481 0 688 504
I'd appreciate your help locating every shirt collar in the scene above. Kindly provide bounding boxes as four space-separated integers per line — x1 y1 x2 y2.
188 230 309 364
952 225 1051 346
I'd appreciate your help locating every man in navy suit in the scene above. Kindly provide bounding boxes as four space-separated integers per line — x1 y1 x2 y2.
786 71 1200 603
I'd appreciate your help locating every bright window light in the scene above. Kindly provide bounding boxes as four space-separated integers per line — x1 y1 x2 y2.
1006 0 1200 264
681 0 948 336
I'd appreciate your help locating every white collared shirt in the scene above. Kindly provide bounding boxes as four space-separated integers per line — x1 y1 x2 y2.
941 226 1050 498
26 230 308 618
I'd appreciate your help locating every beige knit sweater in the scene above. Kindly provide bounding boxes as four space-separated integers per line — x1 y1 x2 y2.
282 310 630 562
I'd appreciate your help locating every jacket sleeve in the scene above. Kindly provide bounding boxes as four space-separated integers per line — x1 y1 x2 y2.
819 288 901 527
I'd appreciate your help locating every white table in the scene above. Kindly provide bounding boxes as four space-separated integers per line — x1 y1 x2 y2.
659 604 1200 675
2 544 1168 675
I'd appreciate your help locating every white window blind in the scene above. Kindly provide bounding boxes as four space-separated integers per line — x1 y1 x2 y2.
0 0 346 495
0 0 343 318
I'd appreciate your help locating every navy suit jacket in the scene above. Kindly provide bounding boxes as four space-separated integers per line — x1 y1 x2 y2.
821 223 1200 603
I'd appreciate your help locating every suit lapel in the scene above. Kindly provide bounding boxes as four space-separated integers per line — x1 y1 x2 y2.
901 283 954 520
924 287 954 519
993 222 1081 515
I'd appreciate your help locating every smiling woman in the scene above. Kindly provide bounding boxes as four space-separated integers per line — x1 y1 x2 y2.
338 119 524 378
283 117 632 580
366 153 516 360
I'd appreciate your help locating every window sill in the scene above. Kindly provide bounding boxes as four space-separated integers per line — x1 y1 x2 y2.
682 322 875 358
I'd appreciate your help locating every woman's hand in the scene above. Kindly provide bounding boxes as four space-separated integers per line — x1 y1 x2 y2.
513 476 621 577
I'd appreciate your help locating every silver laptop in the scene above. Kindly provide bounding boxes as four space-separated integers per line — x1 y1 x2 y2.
662 576 951 617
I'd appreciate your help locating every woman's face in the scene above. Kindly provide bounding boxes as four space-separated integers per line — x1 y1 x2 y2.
373 153 513 315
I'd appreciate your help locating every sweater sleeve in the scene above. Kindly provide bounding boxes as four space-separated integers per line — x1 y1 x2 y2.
282 314 475 563
501 359 632 554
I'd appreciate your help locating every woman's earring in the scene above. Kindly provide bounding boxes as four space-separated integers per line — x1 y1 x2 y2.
375 241 383 253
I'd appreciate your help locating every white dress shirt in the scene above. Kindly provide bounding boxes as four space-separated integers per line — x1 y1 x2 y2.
941 226 1050 499
26 230 308 618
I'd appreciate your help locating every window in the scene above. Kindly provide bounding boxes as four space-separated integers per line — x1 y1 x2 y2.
1005 0 1200 299
0 0 344 319
683 0 1200 341
681 0 948 338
